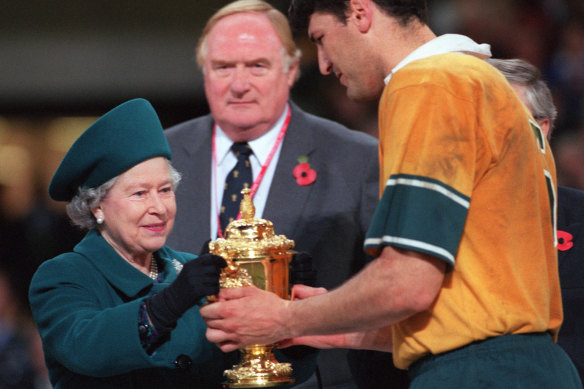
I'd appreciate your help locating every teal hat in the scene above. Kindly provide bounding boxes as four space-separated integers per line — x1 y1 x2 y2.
49 98 172 201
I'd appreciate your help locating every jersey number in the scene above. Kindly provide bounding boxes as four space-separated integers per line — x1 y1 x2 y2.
531 119 557 247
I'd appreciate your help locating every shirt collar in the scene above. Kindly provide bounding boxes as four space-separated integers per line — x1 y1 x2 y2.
215 105 289 166
384 34 492 84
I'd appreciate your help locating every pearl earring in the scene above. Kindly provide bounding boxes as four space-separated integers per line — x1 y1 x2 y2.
96 213 104 225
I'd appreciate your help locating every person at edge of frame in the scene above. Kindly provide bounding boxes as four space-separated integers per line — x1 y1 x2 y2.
28 98 231 388
488 57 584 384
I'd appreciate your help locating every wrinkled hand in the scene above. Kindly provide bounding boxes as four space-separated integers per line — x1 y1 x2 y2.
146 254 226 332
200 286 291 352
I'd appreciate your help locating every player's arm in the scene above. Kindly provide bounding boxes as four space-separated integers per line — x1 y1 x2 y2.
201 245 446 352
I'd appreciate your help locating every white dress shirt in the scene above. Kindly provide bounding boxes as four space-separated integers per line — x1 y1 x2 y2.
210 105 289 239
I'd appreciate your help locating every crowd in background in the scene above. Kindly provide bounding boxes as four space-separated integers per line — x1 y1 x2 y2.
0 0 583 387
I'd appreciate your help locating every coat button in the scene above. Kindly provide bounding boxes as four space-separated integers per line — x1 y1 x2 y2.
174 354 193 370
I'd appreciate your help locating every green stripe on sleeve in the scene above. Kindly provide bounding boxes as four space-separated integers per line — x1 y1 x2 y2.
365 174 469 266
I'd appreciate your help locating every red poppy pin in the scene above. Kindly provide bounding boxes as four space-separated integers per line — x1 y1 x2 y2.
293 156 317 186
557 230 573 251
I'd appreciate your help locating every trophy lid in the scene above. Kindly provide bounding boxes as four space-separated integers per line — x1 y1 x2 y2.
210 188 294 260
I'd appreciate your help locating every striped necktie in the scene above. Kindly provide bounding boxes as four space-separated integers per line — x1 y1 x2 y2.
219 142 253 234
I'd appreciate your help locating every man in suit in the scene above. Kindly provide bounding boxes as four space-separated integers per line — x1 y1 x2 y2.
165 1 380 387
488 57 584 383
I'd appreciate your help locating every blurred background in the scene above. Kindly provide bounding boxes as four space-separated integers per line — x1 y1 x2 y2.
1 0 583 387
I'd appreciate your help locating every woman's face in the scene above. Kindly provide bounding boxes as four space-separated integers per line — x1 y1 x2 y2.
94 157 176 262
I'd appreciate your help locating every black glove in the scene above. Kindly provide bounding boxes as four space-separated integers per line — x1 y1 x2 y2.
146 254 226 333
199 239 212 255
289 252 317 287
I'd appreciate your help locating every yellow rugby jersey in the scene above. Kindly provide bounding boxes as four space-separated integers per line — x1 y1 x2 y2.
364 53 562 369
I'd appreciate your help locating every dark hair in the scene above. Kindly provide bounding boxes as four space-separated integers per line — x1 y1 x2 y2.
288 0 428 32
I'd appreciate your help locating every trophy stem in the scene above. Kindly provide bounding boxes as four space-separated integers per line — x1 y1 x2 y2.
224 344 295 388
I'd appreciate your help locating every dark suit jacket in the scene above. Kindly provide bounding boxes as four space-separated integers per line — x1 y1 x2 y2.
165 101 380 388
165 102 379 290
557 185 584 383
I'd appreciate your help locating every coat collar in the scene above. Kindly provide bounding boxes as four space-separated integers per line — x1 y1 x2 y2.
73 230 178 297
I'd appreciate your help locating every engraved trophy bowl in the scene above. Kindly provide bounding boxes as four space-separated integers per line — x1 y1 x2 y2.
209 188 295 388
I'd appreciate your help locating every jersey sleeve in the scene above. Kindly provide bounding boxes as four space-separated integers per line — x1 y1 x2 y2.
365 80 482 267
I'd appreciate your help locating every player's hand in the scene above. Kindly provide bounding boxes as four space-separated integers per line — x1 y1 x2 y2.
200 286 292 352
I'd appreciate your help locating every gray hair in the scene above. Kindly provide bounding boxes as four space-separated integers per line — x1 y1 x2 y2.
196 0 301 81
487 58 558 134
66 160 182 231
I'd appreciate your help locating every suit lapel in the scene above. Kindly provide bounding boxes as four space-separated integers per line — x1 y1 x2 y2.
263 104 316 238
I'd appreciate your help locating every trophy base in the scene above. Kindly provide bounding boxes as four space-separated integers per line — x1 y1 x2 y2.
224 377 294 388
223 345 295 388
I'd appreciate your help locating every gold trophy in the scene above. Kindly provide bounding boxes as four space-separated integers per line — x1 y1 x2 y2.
209 188 295 388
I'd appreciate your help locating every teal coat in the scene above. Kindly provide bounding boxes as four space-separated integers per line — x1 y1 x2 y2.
29 230 316 388
29 230 225 388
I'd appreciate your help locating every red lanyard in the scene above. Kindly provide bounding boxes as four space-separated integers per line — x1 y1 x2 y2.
212 105 292 238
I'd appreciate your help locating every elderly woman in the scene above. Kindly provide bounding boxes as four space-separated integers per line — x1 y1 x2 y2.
28 99 228 388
